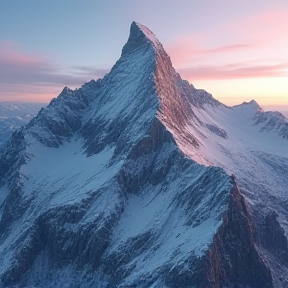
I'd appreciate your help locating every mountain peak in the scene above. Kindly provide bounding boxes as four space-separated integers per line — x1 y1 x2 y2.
1 21 288 288
242 99 260 108
133 22 162 48
121 22 162 56
232 99 261 112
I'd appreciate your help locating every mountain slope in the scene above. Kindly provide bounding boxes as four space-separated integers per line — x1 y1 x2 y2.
0 22 287 288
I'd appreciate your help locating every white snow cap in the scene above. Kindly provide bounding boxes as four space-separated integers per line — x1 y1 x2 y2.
133 21 163 50
121 21 163 55
241 99 260 108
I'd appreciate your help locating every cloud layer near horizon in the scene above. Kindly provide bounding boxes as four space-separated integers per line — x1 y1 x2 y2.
0 41 109 102
178 62 288 81
1 39 287 101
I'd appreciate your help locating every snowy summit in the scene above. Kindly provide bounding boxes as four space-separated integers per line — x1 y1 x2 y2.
0 22 288 288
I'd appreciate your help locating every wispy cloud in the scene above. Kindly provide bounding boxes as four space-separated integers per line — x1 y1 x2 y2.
167 41 254 66
0 41 109 86
0 41 109 101
166 8 288 72
0 84 62 102
202 44 253 54
179 62 288 81
69 66 110 77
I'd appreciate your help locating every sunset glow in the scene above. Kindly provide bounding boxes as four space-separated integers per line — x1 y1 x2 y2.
0 0 287 112
191 77 287 107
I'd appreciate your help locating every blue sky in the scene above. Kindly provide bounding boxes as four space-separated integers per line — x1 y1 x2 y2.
0 0 287 111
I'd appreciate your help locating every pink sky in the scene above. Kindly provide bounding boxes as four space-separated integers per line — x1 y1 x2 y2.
165 8 288 109
0 1 287 112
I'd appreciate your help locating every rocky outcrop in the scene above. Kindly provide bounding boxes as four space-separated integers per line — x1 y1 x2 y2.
162 177 273 288
263 211 288 263
205 178 273 288
255 110 288 139
27 81 103 148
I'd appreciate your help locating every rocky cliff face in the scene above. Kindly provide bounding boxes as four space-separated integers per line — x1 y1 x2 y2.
0 22 288 288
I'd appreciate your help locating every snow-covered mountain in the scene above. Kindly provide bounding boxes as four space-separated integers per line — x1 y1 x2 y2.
0 102 44 147
282 110 288 118
0 22 288 288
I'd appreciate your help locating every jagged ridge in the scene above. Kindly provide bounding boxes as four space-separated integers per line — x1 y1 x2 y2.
0 21 287 288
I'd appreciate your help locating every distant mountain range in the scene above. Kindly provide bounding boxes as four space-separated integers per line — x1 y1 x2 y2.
0 102 45 147
0 22 287 288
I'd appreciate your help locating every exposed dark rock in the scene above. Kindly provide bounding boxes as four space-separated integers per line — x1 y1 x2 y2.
206 123 228 139
255 110 288 139
262 211 288 265
204 178 273 288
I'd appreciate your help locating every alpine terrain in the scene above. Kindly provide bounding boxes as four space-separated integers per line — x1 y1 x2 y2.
0 22 288 288
0 102 44 147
